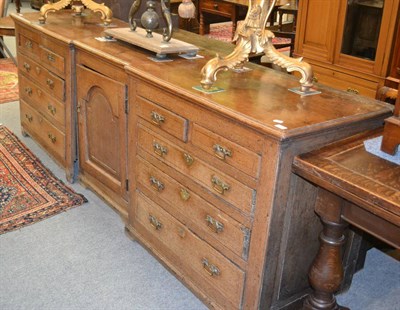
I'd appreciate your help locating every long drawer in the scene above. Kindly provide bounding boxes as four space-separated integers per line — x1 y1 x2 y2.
137 156 251 261
137 124 256 215
20 100 65 165
19 74 65 130
134 193 246 309
312 65 379 98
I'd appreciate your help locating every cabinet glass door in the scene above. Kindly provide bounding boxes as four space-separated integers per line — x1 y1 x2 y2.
341 0 385 61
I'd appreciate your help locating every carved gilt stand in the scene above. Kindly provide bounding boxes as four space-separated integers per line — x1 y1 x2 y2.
200 0 314 93
39 0 112 25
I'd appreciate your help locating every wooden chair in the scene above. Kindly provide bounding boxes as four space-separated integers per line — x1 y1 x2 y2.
381 83 400 155
270 0 298 57
0 0 17 65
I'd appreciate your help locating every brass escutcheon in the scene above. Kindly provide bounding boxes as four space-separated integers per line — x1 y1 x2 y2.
150 111 165 126
179 188 190 201
182 153 194 166
46 79 54 89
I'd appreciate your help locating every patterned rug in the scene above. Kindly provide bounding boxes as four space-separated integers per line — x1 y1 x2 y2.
205 22 291 52
0 125 87 234
0 58 19 104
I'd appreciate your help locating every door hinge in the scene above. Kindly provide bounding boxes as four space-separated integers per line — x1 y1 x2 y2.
125 179 129 191
124 88 129 114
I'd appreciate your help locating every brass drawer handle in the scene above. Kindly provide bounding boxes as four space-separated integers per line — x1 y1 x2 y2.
48 133 57 143
182 153 194 166
213 144 232 160
46 79 55 89
205 215 224 233
150 176 165 192
211 175 230 195
25 40 32 49
202 258 220 277
213 4 219 9
346 87 359 95
23 62 31 72
47 104 56 115
25 114 33 122
312 76 318 83
150 111 165 126
47 53 56 62
149 214 163 230
35 66 41 75
153 141 168 157
24 87 32 96
179 188 190 201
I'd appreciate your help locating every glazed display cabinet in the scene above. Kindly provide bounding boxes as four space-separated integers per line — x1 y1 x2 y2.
295 0 400 98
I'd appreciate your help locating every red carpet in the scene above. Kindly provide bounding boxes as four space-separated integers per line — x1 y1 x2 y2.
0 125 87 234
205 22 291 52
0 58 19 104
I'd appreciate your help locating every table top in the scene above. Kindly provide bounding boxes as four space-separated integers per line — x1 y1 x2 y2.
0 15 15 33
293 129 400 227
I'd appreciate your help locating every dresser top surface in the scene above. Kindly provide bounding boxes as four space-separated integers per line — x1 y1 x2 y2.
12 11 392 140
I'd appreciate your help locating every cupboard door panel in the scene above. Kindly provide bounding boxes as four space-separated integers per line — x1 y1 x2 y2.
296 0 340 63
77 64 127 199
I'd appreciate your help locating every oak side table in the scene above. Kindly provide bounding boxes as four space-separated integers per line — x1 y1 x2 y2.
293 129 400 310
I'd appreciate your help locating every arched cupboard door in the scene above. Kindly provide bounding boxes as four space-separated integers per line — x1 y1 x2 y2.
76 62 129 212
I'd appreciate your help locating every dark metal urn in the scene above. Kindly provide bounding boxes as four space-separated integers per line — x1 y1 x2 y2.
141 1 159 38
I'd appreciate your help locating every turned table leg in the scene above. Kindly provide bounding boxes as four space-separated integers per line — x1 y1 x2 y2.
303 217 349 310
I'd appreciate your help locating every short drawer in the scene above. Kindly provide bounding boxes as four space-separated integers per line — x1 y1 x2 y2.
138 125 255 215
18 27 40 60
40 45 65 77
19 74 65 129
18 53 65 102
137 157 251 260
200 0 234 16
135 193 245 309
136 96 188 142
191 123 261 179
20 100 65 165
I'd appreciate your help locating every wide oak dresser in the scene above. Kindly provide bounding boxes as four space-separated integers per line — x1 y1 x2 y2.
12 11 393 310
